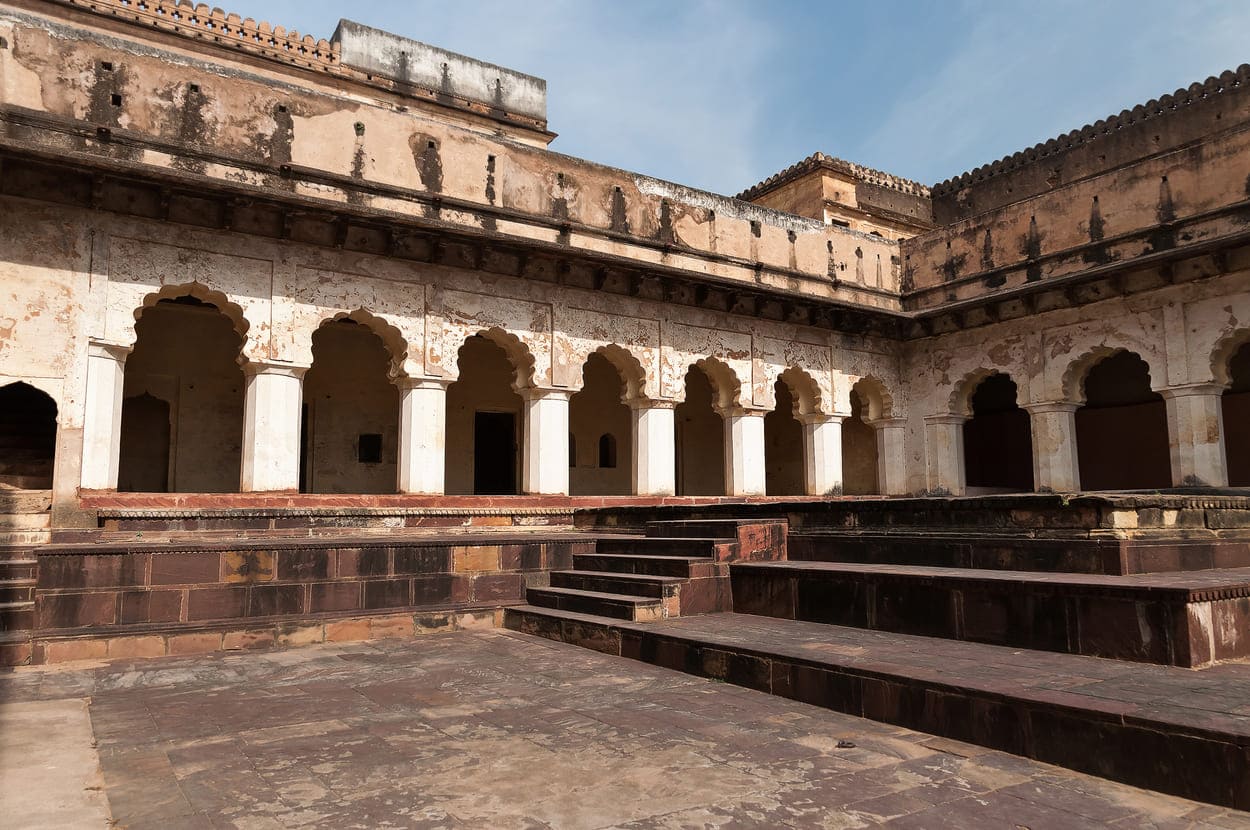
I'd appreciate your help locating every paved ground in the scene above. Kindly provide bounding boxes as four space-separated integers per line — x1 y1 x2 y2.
1 630 1248 830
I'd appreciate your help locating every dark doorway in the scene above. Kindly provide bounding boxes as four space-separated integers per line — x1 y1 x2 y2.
474 411 517 495
764 379 804 495
963 374 1034 492
1223 341 1250 486
0 382 57 489
1076 351 1171 490
118 393 171 492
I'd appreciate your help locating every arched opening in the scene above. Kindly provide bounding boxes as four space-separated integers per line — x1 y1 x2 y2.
1075 351 1171 490
765 379 804 495
119 296 244 492
300 319 399 494
842 386 879 495
675 365 725 495
598 434 618 468
1223 341 1250 486
963 374 1033 492
569 352 632 496
0 382 57 490
446 334 523 495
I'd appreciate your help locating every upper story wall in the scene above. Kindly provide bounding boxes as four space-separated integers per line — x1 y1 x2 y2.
0 1 904 311
930 65 1250 225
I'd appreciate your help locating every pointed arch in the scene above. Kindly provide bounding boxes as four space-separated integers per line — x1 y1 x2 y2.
319 309 410 381
949 368 1006 416
0 381 58 490
693 356 743 413
776 366 824 417
1062 345 1165 404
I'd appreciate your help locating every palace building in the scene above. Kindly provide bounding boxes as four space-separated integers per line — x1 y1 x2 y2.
3 1 1250 809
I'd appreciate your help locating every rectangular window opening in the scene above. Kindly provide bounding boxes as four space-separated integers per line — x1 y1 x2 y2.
357 433 383 464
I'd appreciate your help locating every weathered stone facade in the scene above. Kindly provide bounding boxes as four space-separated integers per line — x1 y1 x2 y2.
0 0 1248 531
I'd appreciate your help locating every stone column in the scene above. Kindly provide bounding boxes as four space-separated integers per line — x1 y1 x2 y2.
721 408 767 496
870 416 909 496
521 388 571 495
240 361 307 492
630 400 676 496
924 414 967 495
398 378 451 494
801 413 845 496
80 341 131 490
1024 402 1081 492
1162 383 1229 487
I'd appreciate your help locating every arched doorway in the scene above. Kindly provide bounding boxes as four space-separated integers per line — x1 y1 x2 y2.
675 365 725 496
119 296 244 492
765 379 804 495
963 373 1033 492
1075 350 1171 490
569 352 632 496
843 385 879 495
301 319 399 494
1223 341 1250 486
0 382 57 490
446 334 523 495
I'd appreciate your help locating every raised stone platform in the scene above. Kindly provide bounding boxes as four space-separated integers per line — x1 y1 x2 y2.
504 609 1250 810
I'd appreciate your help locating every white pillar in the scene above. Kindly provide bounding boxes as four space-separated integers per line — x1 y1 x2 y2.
870 417 909 496
240 361 306 492
924 414 967 495
721 408 766 496
398 378 450 494
1162 384 1229 487
630 400 676 496
802 413 845 495
522 389 571 495
80 341 131 490
1024 402 1081 492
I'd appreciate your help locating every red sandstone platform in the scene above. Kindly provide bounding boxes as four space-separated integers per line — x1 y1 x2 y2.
506 608 1250 808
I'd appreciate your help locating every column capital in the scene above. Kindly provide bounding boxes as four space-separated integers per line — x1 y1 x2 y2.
868 416 908 430
521 386 573 403
243 359 309 379
1158 382 1226 400
924 413 967 426
715 405 768 419
799 412 846 426
87 339 132 363
627 397 677 411
396 376 453 392
1022 401 1080 415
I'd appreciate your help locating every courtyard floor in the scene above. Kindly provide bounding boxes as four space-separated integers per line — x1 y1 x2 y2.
0 630 1247 829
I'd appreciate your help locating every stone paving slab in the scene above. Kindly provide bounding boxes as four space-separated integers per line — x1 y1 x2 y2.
1 630 1249 828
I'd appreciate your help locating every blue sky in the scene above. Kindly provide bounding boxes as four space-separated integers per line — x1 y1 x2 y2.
232 0 1250 195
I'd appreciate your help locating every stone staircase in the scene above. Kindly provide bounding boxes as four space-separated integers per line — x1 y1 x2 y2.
507 518 786 629
0 489 52 546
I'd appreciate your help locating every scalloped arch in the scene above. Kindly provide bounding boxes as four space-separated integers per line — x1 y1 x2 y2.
463 327 538 392
588 344 648 403
1061 346 1160 404
850 375 894 421
691 357 743 412
135 282 251 359
317 309 410 381
1209 328 1250 387
776 367 824 416
948 368 1021 416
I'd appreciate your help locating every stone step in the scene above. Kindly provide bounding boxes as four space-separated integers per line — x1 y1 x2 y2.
0 600 34 633
0 512 51 530
731 560 1250 668
526 586 666 622
644 519 744 539
503 607 1250 811
788 531 1250 576
550 570 682 599
595 537 720 557
0 530 51 546
0 579 34 604
0 630 32 666
573 553 719 578
0 557 38 582
0 490 52 513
